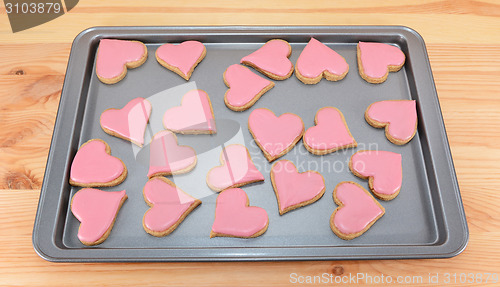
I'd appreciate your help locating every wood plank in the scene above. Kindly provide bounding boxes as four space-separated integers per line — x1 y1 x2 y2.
0 75 61 189
0 2 499 284
0 0 499 44
0 44 70 76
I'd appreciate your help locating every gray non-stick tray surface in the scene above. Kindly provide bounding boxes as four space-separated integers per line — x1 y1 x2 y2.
33 26 468 262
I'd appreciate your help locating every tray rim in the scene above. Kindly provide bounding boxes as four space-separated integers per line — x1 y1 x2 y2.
32 25 468 262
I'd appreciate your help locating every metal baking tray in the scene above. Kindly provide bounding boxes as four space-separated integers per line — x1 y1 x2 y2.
33 26 468 262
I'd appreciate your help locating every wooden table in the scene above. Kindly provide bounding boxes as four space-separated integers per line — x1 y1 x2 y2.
1 1 499 286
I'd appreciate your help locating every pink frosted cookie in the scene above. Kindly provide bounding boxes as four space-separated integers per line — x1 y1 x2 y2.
96 39 147 84
100 97 152 147
155 41 206 80
248 108 304 162
270 160 325 215
365 100 417 145
223 64 275 112
163 89 216 134
70 139 127 187
206 144 264 192
210 188 269 238
148 130 197 178
357 41 405 84
142 177 201 237
71 188 127 245
240 39 294 80
330 181 385 240
295 38 349 84
303 107 357 155
349 150 402 201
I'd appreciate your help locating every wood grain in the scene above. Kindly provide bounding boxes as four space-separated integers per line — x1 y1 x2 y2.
0 0 500 44
0 0 500 285
0 73 61 189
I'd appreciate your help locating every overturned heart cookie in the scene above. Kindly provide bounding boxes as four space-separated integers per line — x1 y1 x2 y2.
100 97 152 147
71 188 127 245
163 89 216 134
295 38 349 84
156 41 206 80
148 130 197 178
365 100 417 145
70 139 127 187
350 150 402 201
248 108 304 162
303 107 357 155
96 39 147 84
271 160 325 215
357 41 405 84
330 181 385 240
206 144 264 192
143 177 201 237
241 39 294 80
210 188 269 238
223 64 275 111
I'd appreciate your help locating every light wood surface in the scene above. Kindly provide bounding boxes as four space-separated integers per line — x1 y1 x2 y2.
1 0 499 286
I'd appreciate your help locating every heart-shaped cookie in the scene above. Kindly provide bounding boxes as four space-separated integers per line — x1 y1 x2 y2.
357 41 405 83
148 130 197 178
71 188 127 245
295 38 349 84
100 97 152 147
350 150 402 201
143 177 201 237
223 64 275 111
271 160 325 215
210 188 269 238
96 39 147 84
163 89 216 134
70 139 127 187
240 39 294 80
303 107 357 155
156 40 206 80
248 108 304 162
330 181 385 240
206 144 264 192
365 100 417 145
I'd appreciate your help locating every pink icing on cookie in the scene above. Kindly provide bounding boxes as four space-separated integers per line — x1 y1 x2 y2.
224 64 274 108
100 98 152 146
71 188 127 244
333 182 384 235
240 40 293 78
211 188 269 238
366 100 417 143
156 41 205 76
143 178 199 233
271 160 325 214
70 140 125 184
248 108 303 160
96 39 146 79
148 130 197 178
358 42 405 79
163 90 216 133
206 145 264 192
296 38 349 78
351 150 402 196
304 107 356 152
